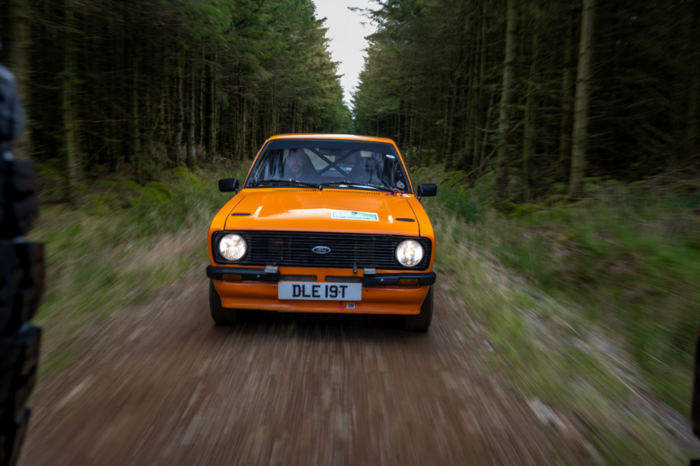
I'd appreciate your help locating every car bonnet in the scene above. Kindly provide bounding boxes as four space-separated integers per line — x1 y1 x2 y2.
224 189 420 235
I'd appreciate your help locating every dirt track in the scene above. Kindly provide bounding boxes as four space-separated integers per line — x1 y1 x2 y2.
21 272 590 465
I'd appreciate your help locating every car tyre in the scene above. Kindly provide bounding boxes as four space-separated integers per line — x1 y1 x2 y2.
403 285 433 332
209 280 245 325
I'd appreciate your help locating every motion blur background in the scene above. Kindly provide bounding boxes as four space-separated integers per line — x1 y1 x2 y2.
1 0 700 464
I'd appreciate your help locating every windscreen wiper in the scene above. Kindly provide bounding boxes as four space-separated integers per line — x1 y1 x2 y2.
256 179 321 190
320 182 395 193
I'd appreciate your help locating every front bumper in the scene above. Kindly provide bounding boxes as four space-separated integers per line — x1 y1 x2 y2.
206 266 280 282
206 266 436 287
206 266 436 315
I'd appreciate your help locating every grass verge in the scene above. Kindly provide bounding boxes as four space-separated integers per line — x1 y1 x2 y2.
29 162 246 375
426 200 693 464
416 166 700 464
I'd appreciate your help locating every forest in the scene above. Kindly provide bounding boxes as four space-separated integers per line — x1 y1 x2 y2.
352 0 700 429
3 1 700 458
0 0 352 203
353 0 700 201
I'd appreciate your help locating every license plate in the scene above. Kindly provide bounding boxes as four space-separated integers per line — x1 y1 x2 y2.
278 282 362 301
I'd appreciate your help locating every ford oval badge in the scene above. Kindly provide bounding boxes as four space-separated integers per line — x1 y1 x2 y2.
312 246 331 255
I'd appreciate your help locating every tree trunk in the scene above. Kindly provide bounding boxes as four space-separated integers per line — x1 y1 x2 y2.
199 49 205 154
241 97 247 159
461 73 474 171
252 98 258 152
205 53 216 158
132 44 142 183
471 12 487 170
174 50 184 164
480 88 496 170
441 81 454 164
186 56 196 169
522 30 539 203
445 77 459 168
568 0 596 199
291 99 296 133
496 0 518 200
62 0 79 205
107 20 119 172
159 45 168 159
559 9 575 179
686 1 699 161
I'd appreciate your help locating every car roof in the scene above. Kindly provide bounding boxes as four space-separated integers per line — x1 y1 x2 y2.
267 134 397 145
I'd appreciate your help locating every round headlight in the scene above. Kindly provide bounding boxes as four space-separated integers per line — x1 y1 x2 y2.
395 239 424 267
219 234 247 261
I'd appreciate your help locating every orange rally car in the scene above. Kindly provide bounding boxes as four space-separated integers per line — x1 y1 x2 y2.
206 134 438 331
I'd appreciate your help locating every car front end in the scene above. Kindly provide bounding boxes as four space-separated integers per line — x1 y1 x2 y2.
206 135 437 330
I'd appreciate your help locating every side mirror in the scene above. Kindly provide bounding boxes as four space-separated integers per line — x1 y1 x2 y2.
417 184 437 200
219 178 239 193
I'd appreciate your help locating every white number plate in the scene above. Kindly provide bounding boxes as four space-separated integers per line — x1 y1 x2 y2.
278 282 362 301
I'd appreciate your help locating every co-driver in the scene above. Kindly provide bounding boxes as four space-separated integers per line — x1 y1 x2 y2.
285 149 325 184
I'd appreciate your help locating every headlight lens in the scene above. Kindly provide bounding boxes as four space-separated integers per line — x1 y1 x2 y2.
395 239 424 267
219 234 247 261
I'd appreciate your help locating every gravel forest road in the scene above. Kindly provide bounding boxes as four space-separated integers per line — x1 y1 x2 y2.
20 272 589 466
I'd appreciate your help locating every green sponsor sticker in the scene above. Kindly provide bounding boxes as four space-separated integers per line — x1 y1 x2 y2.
331 210 379 221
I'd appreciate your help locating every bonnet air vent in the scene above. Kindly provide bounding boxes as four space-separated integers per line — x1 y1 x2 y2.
272 188 316 192
323 190 382 195
271 189 381 194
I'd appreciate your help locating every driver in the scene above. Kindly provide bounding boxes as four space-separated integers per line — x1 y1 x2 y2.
284 149 325 184
348 153 388 186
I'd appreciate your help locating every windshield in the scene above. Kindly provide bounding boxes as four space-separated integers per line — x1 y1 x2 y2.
246 142 411 193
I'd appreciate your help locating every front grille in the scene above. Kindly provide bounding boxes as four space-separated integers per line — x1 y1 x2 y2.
212 231 431 271
280 275 317 282
325 276 362 283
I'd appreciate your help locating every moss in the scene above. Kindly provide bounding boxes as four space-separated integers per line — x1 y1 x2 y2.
173 164 203 186
117 180 143 193
84 194 111 216
146 181 172 197
137 182 173 206
549 182 567 194
531 208 569 222
497 200 518 214
510 203 543 218
543 194 565 206
584 182 603 197
34 159 64 178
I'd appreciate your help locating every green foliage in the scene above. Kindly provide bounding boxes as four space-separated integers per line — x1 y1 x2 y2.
510 203 542 218
436 186 481 223
426 201 689 464
22 0 352 174
353 0 700 198
29 166 245 334
429 169 700 418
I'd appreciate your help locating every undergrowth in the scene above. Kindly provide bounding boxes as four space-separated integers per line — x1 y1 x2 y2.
427 205 687 464
415 166 700 463
415 166 700 416
29 162 246 373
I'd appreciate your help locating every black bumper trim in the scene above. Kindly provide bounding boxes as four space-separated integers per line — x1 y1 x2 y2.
206 266 280 282
206 266 436 287
362 272 436 287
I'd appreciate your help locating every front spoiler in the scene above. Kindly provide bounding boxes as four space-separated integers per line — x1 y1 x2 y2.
206 266 436 287
361 272 436 287
206 266 280 282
